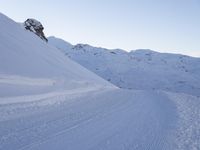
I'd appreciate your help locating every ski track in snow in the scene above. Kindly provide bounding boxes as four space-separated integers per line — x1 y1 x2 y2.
0 86 102 105
0 89 180 150
0 75 56 86
0 86 109 121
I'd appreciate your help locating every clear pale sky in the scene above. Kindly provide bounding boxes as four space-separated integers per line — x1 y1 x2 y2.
0 0 200 57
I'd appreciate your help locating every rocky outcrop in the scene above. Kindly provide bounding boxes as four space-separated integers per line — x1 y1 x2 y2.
24 19 48 42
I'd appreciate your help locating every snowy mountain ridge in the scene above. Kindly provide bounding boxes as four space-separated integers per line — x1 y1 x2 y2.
48 36 200 96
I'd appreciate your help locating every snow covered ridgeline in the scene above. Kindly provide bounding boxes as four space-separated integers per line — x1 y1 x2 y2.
48 36 200 96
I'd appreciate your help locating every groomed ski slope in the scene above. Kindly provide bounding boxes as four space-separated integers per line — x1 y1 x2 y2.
0 13 200 150
0 88 200 150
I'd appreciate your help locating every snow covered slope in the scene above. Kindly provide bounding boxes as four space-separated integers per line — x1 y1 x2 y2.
48 36 200 96
0 13 200 150
0 13 114 98
1 88 199 150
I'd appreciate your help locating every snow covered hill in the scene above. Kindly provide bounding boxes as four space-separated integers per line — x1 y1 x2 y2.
0 13 114 98
48 36 200 96
0 13 200 150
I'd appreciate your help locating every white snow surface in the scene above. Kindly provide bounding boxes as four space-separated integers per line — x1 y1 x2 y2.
1 88 200 150
0 13 200 150
48 36 200 96
0 13 114 97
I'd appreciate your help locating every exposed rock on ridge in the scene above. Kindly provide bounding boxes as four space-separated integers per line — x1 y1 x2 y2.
24 18 48 42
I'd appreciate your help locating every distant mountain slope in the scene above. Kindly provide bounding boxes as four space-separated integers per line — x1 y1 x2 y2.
0 13 114 97
48 36 200 96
